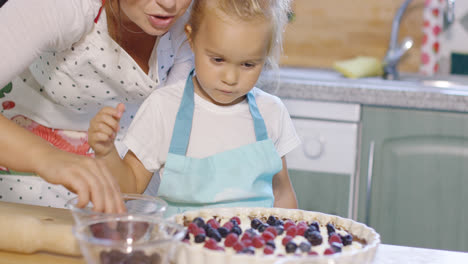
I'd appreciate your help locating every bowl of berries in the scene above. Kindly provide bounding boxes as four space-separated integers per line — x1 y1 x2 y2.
66 193 168 226
72 215 185 264
170 207 380 264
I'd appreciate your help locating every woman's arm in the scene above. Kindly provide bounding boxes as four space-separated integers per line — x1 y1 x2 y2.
272 157 298 209
0 114 125 213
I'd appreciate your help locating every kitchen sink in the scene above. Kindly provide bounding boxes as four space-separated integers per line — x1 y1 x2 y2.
267 67 468 92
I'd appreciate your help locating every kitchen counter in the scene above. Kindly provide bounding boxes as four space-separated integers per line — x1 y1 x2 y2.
257 67 468 113
1 244 467 264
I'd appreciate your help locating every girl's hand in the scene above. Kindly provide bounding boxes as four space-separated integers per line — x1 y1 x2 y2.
88 103 125 157
35 150 126 213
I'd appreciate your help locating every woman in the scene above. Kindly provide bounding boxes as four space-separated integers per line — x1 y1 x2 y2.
0 0 193 212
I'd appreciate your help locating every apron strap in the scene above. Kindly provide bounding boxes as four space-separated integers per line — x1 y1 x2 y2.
247 92 269 141
168 70 195 155
168 69 269 155
94 0 106 23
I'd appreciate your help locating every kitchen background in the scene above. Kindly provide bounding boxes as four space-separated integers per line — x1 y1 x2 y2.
263 0 468 254
280 0 468 76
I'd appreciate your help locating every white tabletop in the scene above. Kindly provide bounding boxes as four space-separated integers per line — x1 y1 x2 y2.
375 244 468 264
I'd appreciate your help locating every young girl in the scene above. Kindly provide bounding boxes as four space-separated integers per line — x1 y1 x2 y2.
0 0 193 212
89 0 299 216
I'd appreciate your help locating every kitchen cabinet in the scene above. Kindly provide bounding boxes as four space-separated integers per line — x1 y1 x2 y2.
357 106 468 252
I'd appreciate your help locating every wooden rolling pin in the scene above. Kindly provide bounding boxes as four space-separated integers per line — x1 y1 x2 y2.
0 201 81 256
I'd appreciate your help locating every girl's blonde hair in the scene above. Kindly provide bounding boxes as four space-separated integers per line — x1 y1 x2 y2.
188 0 292 71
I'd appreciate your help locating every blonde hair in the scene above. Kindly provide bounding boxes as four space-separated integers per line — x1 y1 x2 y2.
188 0 291 71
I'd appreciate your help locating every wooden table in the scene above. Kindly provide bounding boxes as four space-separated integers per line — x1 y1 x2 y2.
1 244 467 264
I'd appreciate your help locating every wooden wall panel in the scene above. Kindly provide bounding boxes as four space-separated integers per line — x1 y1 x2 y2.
280 0 425 73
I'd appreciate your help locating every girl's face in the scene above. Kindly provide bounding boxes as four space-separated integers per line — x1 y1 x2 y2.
186 11 272 106
119 0 192 36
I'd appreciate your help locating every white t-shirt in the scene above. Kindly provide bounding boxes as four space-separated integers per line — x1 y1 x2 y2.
123 79 302 177
0 0 193 152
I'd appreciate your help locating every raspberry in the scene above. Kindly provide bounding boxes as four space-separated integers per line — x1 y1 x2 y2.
284 220 295 230
243 239 253 248
194 227 205 236
233 241 245 252
286 226 298 237
216 246 225 251
329 233 342 244
230 216 241 225
204 238 218 250
282 235 293 246
297 225 307 236
324 248 335 255
241 232 253 241
262 231 275 241
252 236 265 248
297 221 308 229
222 221 234 231
207 218 220 229
308 251 319 256
224 233 238 247
265 226 278 237
188 223 199 235
263 245 274 255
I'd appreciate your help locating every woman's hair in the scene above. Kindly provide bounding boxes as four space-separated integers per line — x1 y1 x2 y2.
188 0 292 71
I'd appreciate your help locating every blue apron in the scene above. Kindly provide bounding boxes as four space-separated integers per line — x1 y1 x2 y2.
157 71 282 217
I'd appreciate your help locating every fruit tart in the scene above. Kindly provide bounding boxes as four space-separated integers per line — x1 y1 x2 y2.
171 207 380 264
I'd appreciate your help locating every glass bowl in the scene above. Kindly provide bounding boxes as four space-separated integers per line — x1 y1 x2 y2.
72 215 185 264
66 193 168 225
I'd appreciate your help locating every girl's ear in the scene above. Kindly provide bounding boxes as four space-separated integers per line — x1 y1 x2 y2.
185 24 194 49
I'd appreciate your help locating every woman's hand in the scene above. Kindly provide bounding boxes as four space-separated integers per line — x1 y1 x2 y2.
35 150 126 213
88 103 125 157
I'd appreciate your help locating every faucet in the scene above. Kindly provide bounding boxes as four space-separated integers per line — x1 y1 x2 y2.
383 0 456 80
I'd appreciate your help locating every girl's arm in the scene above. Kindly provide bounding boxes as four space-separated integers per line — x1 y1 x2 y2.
89 104 153 194
0 114 125 213
272 157 298 209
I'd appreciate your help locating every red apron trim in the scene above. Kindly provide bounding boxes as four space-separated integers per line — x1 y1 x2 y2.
94 0 106 23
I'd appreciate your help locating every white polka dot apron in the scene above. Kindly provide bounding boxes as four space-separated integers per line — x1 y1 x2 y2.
0 2 177 208
158 71 283 217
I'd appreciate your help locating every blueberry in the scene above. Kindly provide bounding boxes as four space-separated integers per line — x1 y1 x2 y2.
258 223 269 233
326 223 336 236
184 231 190 240
230 219 239 226
251 218 262 229
206 227 222 242
192 217 205 228
275 225 284 236
267 216 277 226
217 227 229 238
340 234 353 246
194 233 206 243
299 241 311 253
275 219 284 226
245 228 257 237
304 230 322 246
331 242 342 253
230 225 242 236
239 246 255 255
266 240 276 249
285 241 297 253
309 221 320 232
